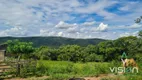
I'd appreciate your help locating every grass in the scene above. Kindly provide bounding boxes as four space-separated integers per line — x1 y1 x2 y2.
37 60 111 79
1 60 141 80
36 60 142 80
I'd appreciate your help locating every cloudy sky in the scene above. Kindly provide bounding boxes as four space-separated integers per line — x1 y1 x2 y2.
0 0 142 39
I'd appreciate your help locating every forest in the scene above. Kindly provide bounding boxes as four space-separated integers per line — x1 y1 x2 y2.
5 30 142 62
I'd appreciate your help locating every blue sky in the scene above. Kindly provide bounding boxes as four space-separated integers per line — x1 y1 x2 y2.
0 0 141 39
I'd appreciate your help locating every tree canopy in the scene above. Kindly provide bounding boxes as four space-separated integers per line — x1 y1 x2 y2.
4 31 142 62
6 39 34 57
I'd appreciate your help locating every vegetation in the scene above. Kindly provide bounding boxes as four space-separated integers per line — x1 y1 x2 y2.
37 60 141 80
0 30 141 79
37 60 110 79
0 36 106 47
6 39 34 76
31 32 142 62
6 39 34 58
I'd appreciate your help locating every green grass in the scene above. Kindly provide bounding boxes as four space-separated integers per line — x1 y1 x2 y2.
37 60 110 79
1 60 141 80
36 60 142 80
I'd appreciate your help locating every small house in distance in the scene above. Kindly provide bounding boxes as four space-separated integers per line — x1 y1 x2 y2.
0 44 7 62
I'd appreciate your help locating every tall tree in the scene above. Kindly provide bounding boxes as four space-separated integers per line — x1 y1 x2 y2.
6 39 34 76
138 30 142 38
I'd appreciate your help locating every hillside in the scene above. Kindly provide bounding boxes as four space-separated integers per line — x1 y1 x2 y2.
0 36 106 47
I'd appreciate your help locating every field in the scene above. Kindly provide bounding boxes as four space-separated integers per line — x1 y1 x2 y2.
1 59 141 80
35 60 142 80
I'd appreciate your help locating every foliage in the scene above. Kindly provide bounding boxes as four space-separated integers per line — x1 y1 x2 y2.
6 39 34 56
29 35 142 62
138 30 142 38
37 60 110 79
18 60 37 78
4 34 142 63
6 40 35 76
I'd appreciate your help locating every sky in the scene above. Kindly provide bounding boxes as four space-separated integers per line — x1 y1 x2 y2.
0 0 142 39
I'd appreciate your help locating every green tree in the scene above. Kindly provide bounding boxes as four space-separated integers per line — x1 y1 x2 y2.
85 45 98 54
34 46 50 60
135 16 142 38
57 45 84 62
138 30 142 38
34 46 60 60
6 39 34 76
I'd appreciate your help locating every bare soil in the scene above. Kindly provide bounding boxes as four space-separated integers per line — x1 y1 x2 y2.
4 76 49 80
84 74 117 80
4 73 123 80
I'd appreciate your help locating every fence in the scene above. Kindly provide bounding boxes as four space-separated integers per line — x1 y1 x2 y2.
0 58 37 78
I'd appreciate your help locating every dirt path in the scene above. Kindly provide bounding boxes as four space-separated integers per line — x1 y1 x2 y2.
4 76 49 80
84 74 117 80
4 73 123 80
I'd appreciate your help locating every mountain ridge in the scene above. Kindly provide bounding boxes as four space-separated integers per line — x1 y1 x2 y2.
0 36 107 47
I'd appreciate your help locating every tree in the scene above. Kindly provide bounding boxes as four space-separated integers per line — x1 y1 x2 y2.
7 39 34 58
135 16 142 23
6 39 34 76
57 45 84 62
138 30 142 38
34 46 59 60
135 16 142 38
34 46 50 60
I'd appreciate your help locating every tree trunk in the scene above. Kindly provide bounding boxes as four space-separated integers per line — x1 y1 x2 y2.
16 54 21 76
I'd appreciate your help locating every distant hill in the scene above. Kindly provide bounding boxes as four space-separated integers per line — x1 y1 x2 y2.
0 36 106 47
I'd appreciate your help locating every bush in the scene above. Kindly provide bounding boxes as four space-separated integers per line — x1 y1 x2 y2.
19 60 37 77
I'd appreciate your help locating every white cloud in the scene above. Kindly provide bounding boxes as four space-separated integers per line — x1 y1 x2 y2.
119 2 138 11
92 23 108 32
119 31 138 37
119 5 129 11
75 0 118 19
0 0 141 39
0 31 7 36
0 26 27 36
55 21 77 29
40 29 57 36
129 23 141 29
82 21 95 26
97 23 108 31
105 1 142 24
67 27 78 33
120 32 130 37
58 32 63 36
40 29 49 35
